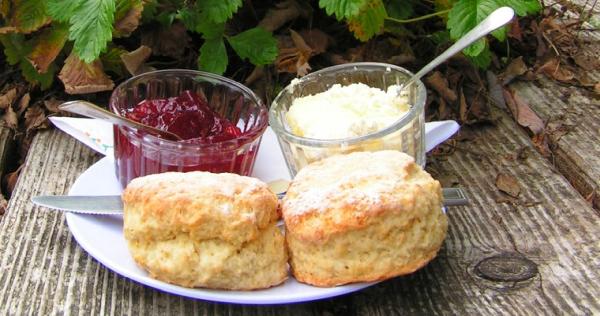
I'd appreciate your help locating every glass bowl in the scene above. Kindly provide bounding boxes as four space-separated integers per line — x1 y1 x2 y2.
269 62 426 177
110 69 268 188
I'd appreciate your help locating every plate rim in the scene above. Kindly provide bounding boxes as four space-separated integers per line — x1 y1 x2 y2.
65 156 376 305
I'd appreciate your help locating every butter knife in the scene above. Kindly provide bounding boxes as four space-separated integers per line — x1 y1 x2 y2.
31 188 468 215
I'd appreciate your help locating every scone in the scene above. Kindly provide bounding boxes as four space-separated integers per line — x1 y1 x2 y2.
122 172 288 290
282 150 447 287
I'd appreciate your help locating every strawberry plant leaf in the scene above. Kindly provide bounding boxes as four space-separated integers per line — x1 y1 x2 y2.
504 0 541 16
27 23 69 73
198 38 228 75
68 0 116 63
198 0 242 24
177 7 224 39
21 61 57 90
0 33 31 65
469 44 492 68
46 0 82 23
447 0 502 56
227 27 278 66
319 0 367 19
101 45 128 76
348 0 387 41
10 0 51 33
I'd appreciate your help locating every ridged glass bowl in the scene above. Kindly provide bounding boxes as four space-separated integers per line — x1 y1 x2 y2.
269 62 426 177
110 69 268 188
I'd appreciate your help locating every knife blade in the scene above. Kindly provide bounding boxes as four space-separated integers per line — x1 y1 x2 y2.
32 187 468 215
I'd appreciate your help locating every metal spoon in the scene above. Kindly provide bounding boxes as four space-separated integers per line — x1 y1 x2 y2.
398 6 515 92
59 100 183 141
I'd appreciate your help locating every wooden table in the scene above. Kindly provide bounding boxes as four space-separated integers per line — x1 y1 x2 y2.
1 6 599 316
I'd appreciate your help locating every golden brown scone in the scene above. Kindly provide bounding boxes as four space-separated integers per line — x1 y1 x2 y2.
122 172 288 290
282 150 447 287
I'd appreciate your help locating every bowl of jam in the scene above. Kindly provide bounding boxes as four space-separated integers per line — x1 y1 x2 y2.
269 62 426 177
110 69 268 187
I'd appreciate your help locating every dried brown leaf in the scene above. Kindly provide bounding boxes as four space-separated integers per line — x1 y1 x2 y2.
508 19 523 41
58 53 114 94
114 1 143 37
1 106 18 129
496 173 521 198
298 29 330 55
537 58 574 82
573 53 599 71
426 71 457 103
141 22 190 58
17 92 30 116
503 88 544 135
486 71 506 109
26 24 69 73
120 45 153 76
275 30 313 76
44 98 62 113
0 88 17 110
24 104 47 132
258 0 311 32
3 165 22 197
459 90 468 122
501 56 528 85
532 134 551 158
595 82 600 95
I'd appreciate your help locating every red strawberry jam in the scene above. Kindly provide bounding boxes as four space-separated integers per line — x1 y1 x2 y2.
113 90 262 188
125 90 242 142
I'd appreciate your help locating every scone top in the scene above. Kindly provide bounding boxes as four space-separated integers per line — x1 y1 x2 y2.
122 172 279 246
281 150 443 242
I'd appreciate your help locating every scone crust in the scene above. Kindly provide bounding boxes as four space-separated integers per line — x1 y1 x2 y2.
122 172 287 290
123 172 278 246
282 150 447 287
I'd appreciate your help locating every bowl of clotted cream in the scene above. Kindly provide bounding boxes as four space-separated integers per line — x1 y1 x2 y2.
269 62 426 177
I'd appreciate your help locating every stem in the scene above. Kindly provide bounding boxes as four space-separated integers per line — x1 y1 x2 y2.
385 9 451 24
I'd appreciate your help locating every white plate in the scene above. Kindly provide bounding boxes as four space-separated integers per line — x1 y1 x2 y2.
66 123 458 304
66 129 376 304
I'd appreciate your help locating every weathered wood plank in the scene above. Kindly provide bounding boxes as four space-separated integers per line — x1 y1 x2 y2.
513 78 600 210
0 110 598 315
509 12 600 210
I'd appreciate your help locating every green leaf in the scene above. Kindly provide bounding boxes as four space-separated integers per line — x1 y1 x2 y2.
0 33 56 88
46 0 82 23
101 45 128 76
504 0 541 16
141 0 158 23
27 23 69 73
348 0 387 41
319 0 367 19
227 27 278 66
198 39 228 75
197 0 242 24
115 0 133 21
469 45 492 68
0 33 32 65
385 0 415 20
68 0 116 63
447 0 502 55
10 0 51 33
21 60 56 90
177 6 224 39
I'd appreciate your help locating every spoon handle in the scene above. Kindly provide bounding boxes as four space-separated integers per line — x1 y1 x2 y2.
405 6 515 88
59 100 183 141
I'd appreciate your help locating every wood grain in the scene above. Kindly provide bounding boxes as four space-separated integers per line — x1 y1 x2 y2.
0 112 598 315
